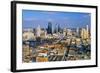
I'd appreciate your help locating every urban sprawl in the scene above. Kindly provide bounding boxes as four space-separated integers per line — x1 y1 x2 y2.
22 22 91 63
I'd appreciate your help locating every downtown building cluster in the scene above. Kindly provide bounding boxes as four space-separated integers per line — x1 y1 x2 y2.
23 22 90 40
22 22 91 63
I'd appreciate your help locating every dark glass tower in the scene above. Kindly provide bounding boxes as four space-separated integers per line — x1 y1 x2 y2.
58 24 61 32
47 22 52 34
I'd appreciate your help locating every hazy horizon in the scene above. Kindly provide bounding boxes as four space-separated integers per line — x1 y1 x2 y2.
22 10 91 29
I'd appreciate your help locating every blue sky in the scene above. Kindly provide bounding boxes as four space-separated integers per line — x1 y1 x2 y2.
22 10 91 29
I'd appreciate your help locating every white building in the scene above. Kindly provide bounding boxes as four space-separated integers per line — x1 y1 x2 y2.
81 28 89 39
36 25 41 37
86 25 89 32
76 27 79 36
23 31 35 41
63 28 67 36
67 29 72 36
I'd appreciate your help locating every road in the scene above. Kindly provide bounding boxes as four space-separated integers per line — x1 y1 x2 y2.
48 55 63 61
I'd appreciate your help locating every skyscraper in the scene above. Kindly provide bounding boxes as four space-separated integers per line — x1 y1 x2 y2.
54 24 58 33
58 24 61 32
81 27 89 39
76 27 79 37
86 25 89 32
36 25 41 37
47 22 52 34
63 28 67 36
86 25 89 39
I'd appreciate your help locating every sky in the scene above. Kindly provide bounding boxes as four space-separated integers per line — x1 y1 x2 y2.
22 10 91 29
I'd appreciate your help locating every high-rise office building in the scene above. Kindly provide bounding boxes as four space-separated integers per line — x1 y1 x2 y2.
86 25 89 39
63 28 67 36
76 27 79 37
54 24 58 33
47 22 52 34
86 25 89 32
58 24 61 32
81 26 89 39
36 25 41 37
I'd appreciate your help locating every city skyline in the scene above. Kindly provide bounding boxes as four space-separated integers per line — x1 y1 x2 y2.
22 10 91 29
22 10 91 63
